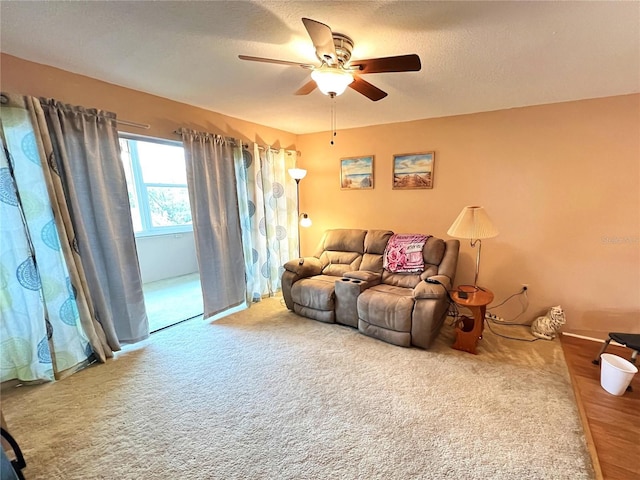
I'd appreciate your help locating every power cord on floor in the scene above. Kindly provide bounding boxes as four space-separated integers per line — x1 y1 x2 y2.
446 286 540 342
484 287 540 341
484 316 541 342
447 308 539 342
446 303 461 327
487 287 530 325
489 289 525 309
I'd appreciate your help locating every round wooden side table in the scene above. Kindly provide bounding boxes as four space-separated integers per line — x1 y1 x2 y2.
451 287 494 354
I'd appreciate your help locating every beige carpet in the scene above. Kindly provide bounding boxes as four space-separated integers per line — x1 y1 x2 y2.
1 297 593 479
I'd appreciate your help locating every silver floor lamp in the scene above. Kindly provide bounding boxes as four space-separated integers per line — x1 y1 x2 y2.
288 167 309 257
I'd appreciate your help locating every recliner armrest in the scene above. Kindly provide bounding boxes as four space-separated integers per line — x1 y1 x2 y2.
413 280 448 300
283 257 323 277
343 271 381 284
418 274 452 291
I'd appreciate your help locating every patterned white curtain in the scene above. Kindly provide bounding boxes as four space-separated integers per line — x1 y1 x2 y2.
235 144 298 302
1 93 149 382
1 95 92 381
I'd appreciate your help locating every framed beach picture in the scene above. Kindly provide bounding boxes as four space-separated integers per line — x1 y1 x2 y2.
392 152 435 189
340 155 374 190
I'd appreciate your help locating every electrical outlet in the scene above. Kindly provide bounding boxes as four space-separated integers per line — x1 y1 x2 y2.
521 284 529 291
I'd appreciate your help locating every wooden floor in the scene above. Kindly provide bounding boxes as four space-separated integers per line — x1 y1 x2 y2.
561 334 640 480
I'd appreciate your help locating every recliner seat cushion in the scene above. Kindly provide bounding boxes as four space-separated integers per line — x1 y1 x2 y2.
291 275 338 311
381 272 422 289
358 284 415 332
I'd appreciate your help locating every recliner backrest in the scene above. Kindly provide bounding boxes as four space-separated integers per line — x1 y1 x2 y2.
423 237 446 276
307 229 457 285
438 239 460 280
381 235 448 288
360 230 394 273
314 229 367 277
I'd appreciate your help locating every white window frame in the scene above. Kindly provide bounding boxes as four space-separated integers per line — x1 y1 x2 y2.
119 133 192 237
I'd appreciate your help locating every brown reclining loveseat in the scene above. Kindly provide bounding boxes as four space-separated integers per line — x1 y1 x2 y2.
281 229 459 349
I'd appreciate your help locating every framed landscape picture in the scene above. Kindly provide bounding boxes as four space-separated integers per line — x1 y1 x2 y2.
392 152 435 189
340 155 374 190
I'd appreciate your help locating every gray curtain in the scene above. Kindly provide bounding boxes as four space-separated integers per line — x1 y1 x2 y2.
39 99 148 346
180 129 246 318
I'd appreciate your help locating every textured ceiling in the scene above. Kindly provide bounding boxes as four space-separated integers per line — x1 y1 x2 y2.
1 1 639 134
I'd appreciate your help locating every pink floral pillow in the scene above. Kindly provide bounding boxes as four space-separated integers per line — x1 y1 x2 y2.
383 234 430 273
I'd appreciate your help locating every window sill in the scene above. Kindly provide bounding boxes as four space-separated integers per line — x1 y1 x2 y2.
134 228 193 239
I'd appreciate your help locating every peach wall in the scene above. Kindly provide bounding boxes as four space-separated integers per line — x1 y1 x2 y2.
297 95 640 334
0 54 296 147
2 54 638 334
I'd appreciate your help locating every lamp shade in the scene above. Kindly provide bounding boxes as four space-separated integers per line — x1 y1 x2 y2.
311 67 354 96
299 213 312 228
288 168 307 180
447 206 499 239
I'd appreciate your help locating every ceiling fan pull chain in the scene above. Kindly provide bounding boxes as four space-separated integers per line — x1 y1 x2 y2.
330 94 337 145
330 95 334 145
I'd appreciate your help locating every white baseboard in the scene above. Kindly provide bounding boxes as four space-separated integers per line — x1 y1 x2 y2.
562 332 623 347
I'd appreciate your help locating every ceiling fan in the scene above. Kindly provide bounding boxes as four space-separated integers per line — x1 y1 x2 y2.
239 17 421 101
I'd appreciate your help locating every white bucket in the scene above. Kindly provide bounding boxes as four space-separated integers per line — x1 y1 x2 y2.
600 353 638 396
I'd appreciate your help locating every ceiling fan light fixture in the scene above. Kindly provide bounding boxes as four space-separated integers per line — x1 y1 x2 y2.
311 66 354 96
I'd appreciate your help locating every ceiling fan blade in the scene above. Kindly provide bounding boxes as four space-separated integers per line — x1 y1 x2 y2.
349 77 388 101
294 80 317 96
302 18 337 65
350 54 422 74
238 55 314 69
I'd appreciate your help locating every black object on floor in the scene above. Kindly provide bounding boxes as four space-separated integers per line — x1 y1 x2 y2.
592 332 640 366
1 427 25 480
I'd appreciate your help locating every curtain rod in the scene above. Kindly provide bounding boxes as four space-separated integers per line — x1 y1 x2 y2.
171 129 299 155
117 119 150 129
172 129 244 147
257 145 300 156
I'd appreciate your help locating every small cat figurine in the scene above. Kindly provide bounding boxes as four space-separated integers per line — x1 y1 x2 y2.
531 305 566 340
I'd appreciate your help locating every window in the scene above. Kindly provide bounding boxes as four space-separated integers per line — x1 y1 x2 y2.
119 135 192 236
